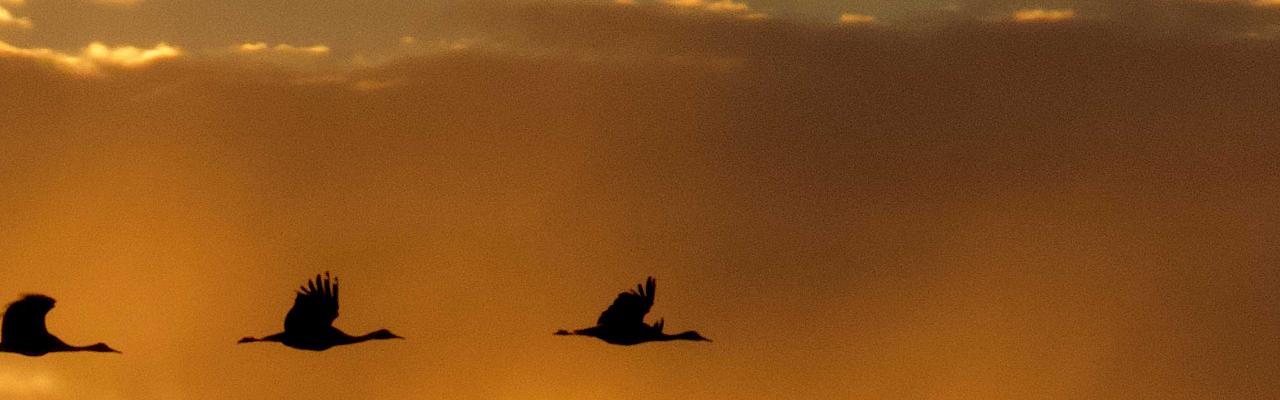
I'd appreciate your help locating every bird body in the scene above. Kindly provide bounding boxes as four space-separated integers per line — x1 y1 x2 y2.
0 294 120 356
240 327 401 351
556 277 710 345
238 272 402 351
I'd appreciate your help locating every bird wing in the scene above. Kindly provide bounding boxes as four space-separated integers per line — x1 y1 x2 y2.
2 294 56 344
284 272 340 334
597 277 655 327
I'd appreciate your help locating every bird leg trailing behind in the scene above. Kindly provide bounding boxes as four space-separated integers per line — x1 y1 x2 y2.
553 327 597 337
237 333 284 344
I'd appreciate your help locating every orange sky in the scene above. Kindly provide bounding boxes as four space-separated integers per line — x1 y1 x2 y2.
2 1 1280 399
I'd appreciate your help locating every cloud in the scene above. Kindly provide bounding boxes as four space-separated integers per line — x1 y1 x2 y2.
0 368 57 397
838 12 877 25
88 0 142 6
236 42 331 56
237 42 268 52
1 0 148 31
661 0 703 7
83 41 180 66
704 0 749 13
0 40 180 74
657 0 765 18
1198 0 1280 7
0 5 31 28
1011 8 1077 23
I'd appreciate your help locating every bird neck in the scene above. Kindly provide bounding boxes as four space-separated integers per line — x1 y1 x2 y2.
660 331 705 342
339 333 375 345
70 343 118 353
348 330 396 344
45 338 77 352
324 333 368 346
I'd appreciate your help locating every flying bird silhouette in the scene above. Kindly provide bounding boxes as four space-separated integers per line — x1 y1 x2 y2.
555 277 710 345
238 272 402 351
0 295 120 356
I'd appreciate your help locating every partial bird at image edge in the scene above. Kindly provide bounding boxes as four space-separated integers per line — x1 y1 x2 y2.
0 294 121 357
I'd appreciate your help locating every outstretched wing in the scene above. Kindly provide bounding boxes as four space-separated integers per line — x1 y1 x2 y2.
597 277 655 327
2 294 56 344
284 272 340 334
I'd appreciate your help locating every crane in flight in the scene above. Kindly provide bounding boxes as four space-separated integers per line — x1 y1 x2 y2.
555 277 710 345
0 294 121 356
238 272 402 351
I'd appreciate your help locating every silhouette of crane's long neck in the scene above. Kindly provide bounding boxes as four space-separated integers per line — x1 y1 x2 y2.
69 343 119 353
345 332 380 345
337 330 398 345
658 331 710 342
40 337 81 353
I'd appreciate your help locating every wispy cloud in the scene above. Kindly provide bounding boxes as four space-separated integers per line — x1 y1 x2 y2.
1011 8 1077 23
89 0 143 6
704 0 749 12
661 0 702 7
237 42 331 56
0 367 58 397
658 0 765 19
838 12 877 25
0 5 31 28
83 42 180 66
0 40 180 74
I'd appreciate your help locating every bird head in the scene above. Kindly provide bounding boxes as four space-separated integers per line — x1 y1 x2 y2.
369 329 403 340
674 331 711 342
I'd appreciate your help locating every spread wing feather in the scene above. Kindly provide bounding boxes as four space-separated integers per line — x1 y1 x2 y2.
597 277 655 327
284 272 340 334
1 294 55 345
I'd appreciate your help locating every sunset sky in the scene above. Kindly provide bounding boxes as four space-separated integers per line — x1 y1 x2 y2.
2 0 1280 399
